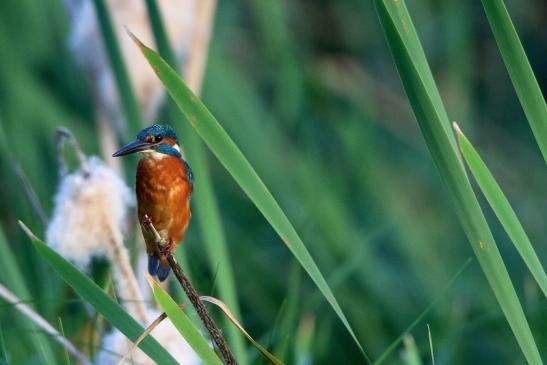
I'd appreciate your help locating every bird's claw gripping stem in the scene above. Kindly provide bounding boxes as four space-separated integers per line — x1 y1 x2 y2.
143 214 165 250
161 239 174 254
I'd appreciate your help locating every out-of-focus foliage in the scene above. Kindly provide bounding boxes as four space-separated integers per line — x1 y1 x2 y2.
0 0 545 364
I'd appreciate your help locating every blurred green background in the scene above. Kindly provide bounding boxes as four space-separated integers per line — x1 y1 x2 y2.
0 0 545 364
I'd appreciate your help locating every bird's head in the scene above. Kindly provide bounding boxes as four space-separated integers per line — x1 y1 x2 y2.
112 124 182 159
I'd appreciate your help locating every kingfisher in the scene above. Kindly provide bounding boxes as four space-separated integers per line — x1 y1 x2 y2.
113 124 193 281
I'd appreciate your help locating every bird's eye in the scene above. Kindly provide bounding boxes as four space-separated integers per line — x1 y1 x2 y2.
155 135 163 142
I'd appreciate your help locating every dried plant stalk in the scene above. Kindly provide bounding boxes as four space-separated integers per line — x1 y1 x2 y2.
0 283 92 365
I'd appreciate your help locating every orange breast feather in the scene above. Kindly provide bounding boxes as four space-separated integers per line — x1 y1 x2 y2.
136 156 192 255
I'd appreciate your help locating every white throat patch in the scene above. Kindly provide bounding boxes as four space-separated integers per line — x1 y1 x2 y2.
141 149 167 160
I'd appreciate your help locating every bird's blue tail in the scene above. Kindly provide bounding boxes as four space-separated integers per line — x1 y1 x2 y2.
156 265 171 282
148 255 171 282
148 255 159 275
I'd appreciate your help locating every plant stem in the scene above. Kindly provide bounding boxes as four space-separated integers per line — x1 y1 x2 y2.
144 216 237 364
0 283 92 365
55 127 89 177
166 254 237 365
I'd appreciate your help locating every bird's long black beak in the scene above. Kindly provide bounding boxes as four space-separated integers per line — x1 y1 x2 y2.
112 140 151 157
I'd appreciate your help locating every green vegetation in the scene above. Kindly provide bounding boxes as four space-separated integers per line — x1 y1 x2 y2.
0 0 545 364
375 0 542 363
150 279 223 365
19 223 178 364
456 124 547 298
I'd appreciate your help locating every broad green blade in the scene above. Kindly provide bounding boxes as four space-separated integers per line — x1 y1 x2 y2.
149 279 223 365
128 33 369 361
455 124 547 297
142 1 248 361
480 0 547 162
374 1 543 364
18 222 179 365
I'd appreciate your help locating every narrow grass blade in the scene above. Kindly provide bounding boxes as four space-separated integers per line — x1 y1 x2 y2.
374 1 543 363
18 222 179 365
142 1 249 362
401 336 422 365
0 283 92 365
200 295 284 365
427 324 435 365
373 258 471 365
148 278 223 365
454 124 547 297
92 0 144 136
480 0 547 161
128 32 370 361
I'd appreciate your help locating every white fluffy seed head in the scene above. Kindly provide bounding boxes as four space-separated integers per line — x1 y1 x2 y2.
46 156 134 269
96 308 201 365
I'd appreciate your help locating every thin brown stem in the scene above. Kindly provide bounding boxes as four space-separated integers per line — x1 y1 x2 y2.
166 254 237 364
143 216 236 364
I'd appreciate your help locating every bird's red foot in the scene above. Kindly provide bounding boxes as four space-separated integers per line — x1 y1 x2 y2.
160 239 174 255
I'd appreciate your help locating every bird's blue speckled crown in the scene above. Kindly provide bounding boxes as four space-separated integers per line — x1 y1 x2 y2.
137 124 178 143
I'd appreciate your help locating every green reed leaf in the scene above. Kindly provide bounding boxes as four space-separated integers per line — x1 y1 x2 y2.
480 0 547 162
128 32 370 362
455 124 547 297
149 279 223 365
19 222 178 365
374 1 543 363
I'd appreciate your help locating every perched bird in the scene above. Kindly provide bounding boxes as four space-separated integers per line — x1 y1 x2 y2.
113 124 193 281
